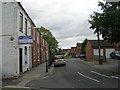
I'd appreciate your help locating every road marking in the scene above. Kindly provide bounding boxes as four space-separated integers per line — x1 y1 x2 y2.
91 71 120 80
91 71 111 78
111 76 120 79
16 80 31 86
4 85 30 88
42 76 49 79
23 74 41 79
77 72 100 83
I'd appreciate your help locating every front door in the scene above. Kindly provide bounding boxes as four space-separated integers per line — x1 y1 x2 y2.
19 48 22 72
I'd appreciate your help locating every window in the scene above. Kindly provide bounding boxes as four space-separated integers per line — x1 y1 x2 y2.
19 12 23 32
37 32 39 44
34 48 36 61
25 18 27 35
33 30 35 40
38 49 40 61
25 46 27 64
25 46 27 55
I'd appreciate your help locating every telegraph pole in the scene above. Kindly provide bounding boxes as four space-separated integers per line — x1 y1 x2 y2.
97 31 102 65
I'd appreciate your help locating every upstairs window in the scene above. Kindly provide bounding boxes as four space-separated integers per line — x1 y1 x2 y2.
25 18 27 35
19 12 23 32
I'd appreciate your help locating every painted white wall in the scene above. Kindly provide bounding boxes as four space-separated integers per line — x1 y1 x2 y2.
106 48 115 58
0 1 2 82
93 49 103 56
2 2 19 78
2 2 32 78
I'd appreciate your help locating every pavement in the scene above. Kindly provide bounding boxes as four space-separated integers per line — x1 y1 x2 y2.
80 58 120 76
2 62 54 88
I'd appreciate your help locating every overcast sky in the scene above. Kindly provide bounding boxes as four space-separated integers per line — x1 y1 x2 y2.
18 0 103 49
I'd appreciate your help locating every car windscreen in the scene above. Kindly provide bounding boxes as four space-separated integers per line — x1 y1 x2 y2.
115 51 120 54
55 55 63 59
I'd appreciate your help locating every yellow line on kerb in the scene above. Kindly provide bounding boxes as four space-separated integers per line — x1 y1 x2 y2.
4 85 30 88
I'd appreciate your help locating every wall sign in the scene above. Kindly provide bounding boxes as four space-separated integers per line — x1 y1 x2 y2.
18 36 32 44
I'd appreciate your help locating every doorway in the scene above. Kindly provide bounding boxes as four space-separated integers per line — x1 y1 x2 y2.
19 48 22 72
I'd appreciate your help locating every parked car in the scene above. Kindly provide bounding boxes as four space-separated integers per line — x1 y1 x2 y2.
75 54 80 58
80 54 86 59
110 51 120 60
54 55 66 66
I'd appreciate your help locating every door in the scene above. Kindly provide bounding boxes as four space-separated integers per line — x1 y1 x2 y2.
19 48 22 72
106 49 115 58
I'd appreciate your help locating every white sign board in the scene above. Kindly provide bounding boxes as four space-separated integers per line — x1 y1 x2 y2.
19 36 33 44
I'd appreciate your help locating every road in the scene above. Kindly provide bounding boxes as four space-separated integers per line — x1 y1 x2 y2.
25 58 120 88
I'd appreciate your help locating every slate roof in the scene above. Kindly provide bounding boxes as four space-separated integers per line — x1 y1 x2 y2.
88 40 115 48
76 43 82 47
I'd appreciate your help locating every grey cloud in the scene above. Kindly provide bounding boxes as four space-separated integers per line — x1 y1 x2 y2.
21 0 101 49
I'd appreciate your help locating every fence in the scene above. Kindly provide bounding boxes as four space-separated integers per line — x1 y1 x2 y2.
93 55 106 62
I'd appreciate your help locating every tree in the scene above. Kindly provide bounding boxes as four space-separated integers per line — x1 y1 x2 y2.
88 2 120 43
81 38 88 54
38 26 58 58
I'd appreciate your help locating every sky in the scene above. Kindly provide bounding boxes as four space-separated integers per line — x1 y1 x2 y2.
17 0 103 49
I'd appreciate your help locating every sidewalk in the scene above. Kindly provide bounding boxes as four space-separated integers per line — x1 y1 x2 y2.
80 59 120 76
2 62 54 87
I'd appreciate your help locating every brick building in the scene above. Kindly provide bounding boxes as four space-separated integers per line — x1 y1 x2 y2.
86 40 115 61
74 43 82 55
32 26 49 67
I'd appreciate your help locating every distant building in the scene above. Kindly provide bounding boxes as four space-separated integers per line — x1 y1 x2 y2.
74 43 82 55
86 40 115 61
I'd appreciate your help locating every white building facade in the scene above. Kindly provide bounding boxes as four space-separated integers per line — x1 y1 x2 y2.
1 1 33 79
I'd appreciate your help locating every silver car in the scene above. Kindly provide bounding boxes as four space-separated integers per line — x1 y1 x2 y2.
54 55 66 66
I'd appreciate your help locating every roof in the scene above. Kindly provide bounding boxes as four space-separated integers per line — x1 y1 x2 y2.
63 49 71 51
17 2 36 27
76 43 82 47
88 40 115 48
71 47 76 49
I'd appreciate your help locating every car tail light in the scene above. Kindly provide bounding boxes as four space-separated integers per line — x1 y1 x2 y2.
62 56 64 59
54 57 57 61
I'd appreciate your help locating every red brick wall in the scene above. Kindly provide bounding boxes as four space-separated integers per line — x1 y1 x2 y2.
31 26 49 67
74 48 81 55
86 41 93 61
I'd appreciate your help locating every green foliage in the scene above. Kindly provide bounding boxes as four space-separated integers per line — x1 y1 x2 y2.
81 38 88 54
38 26 58 58
88 2 120 43
64 56 72 59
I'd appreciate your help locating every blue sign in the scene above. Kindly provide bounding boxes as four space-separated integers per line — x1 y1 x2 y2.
18 36 33 44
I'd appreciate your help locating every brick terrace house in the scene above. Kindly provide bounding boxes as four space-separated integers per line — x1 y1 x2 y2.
32 26 49 67
86 40 115 61
70 47 76 55
74 43 82 55
62 49 71 54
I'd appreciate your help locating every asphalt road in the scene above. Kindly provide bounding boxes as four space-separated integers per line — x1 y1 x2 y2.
25 59 120 88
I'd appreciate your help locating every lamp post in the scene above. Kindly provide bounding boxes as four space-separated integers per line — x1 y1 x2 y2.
45 52 48 72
